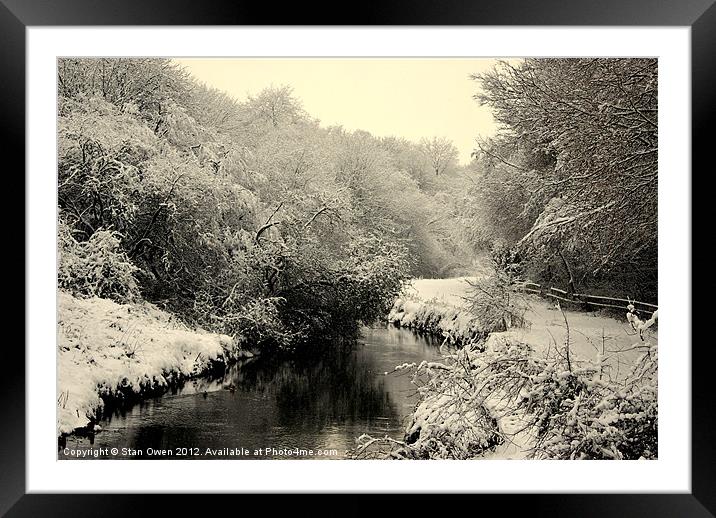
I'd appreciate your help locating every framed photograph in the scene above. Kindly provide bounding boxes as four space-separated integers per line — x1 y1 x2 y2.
8 0 710 514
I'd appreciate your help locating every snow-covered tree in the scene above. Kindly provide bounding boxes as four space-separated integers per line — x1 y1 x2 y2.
470 59 658 299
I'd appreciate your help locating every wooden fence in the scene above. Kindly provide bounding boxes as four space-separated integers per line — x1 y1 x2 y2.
514 281 658 317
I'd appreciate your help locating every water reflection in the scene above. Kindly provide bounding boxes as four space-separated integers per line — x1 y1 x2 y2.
59 325 443 460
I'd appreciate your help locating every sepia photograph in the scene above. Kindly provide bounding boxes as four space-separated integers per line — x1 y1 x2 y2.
56 57 658 461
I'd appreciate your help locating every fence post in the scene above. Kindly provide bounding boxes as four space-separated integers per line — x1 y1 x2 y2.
581 294 592 312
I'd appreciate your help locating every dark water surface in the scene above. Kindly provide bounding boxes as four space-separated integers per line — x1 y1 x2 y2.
59 325 443 460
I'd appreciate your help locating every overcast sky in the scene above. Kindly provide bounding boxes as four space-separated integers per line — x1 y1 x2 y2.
174 58 508 164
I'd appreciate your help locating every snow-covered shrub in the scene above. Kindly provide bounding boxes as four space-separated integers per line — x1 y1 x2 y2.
400 347 504 459
210 296 306 352
271 232 411 347
58 220 139 303
353 310 657 460
490 241 524 278
461 322 657 460
627 305 658 340
523 342 657 459
516 306 659 459
464 265 528 331
350 340 504 460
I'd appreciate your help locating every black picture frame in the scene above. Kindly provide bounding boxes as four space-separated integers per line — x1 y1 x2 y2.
5 0 710 515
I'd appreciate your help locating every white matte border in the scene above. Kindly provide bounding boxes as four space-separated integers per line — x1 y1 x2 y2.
27 26 691 493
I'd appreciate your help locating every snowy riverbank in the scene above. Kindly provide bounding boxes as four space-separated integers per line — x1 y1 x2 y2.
384 277 658 459
387 277 499 346
390 277 656 366
57 291 249 436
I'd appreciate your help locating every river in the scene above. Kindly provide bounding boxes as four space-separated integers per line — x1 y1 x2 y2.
59 325 443 460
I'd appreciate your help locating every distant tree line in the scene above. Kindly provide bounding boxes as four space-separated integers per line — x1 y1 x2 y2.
57 58 473 352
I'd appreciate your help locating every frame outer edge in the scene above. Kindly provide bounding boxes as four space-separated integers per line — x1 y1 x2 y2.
7 0 713 514
1 0 716 25
0 0 27 516
691 1 716 516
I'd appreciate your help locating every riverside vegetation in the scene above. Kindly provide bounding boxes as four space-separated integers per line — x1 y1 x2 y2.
58 58 658 460
57 58 472 435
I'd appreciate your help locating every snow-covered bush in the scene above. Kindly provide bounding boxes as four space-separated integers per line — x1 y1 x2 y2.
58 220 139 303
353 309 657 460
400 344 504 459
464 264 528 332
522 341 657 460
490 241 524 278
350 339 504 460
210 296 306 352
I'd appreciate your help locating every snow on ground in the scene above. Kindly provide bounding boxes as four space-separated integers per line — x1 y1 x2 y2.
57 291 242 435
510 298 655 378
402 276 656 370
403 277 478 308
393 276 658 459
